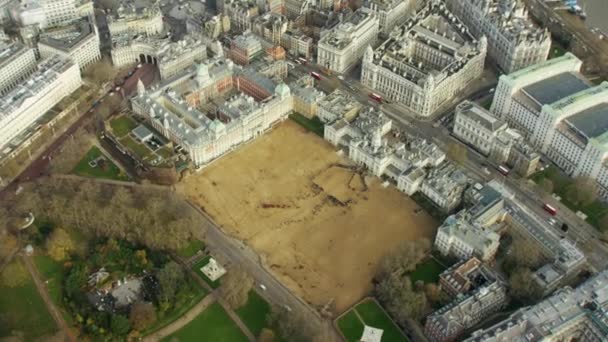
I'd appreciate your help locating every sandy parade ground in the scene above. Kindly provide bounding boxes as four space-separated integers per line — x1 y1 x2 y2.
177 120 438 313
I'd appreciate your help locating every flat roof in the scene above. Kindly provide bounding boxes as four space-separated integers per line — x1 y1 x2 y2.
566 103 608 140
522 72 590 106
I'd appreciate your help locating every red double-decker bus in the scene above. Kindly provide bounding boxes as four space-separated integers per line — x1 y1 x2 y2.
369 93 382 103
310 71 321 80
543 203 557 216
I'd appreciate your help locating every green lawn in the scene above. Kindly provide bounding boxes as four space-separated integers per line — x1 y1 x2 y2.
157 146 174 159
72 146 129 181
143 276 208 335
33 255 74 324
192 256 222 289
531 166 608 229
337 310 365 342
162 302 248 342
235 290 271 337
549 42 567 59
0 260 57 340
110 115 138 138
120 135 152 159
409 258 446 284
177 240 205 259
289 113 324 137
355 299 408 342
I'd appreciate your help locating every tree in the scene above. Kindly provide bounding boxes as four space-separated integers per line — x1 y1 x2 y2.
377 239 430 281
539 178 554 194
424 283 449 306
257 328 276 342
157 261 185 303
0 233 18 259
567 176 598 206
129 302 156 331
509 268 543 302
220 267 254 309
266 307 308 342
83 59 116 84
376 273 427 323
447 143 468 164
46 228 75 261
502 234 545 275
1 260 29 288
110 314 131 336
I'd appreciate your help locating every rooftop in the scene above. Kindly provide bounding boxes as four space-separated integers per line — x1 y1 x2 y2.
0 41 29 67
522 72 590 106
457 101 506 132
39 18 97 52
565 103 608 141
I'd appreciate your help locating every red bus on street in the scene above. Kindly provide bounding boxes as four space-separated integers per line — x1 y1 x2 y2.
310 71 321 80
543 203 557 216
369 93 382 103
497 165 510 176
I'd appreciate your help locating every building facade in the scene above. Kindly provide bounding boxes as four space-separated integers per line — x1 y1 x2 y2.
38 17 101 70
0 42 37 96
492 53 608 198
446 0 551 73
361 1 487 117
107 0 164 37
15 0 94 29
229 32 264 65
317 8 378 73
111 34 207 79
364 0 412 35
467 271 608 341
0 55 81 150
131 59 293 167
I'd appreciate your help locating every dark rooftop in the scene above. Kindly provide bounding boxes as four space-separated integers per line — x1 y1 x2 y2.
566 103 608 140
522 72 590 106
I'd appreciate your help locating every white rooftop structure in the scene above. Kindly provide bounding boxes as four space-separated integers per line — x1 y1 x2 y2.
360 326 383 342
201 258 226 282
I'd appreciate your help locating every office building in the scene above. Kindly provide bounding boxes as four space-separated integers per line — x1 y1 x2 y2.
446 0 550 73
107 0 163 37
0 55 81 151
317 8 379 73
361 1 486 117
364 0 412 35
0 42 37 96
38 17 101 70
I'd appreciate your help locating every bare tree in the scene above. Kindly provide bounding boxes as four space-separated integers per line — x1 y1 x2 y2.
46 228 75 261
220 267 254 309
129 301 157 331
376 273 427 323
567 177 598 206
83 59 117 84
377 239 431 280
509 268 543 302
539 178 554 194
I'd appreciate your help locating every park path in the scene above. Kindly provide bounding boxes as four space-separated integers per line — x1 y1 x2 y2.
217 297 256 341
22 255 77 342
142 294 217 342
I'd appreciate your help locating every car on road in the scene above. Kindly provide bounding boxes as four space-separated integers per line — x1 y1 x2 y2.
259 284 267 291
548 218 558 226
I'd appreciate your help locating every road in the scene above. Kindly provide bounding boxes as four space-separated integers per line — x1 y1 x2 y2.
187 202 341 341
293 58 608 271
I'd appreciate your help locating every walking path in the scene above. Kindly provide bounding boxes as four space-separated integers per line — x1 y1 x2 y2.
143 294 216 342
217 297 256 341
22 255 76 342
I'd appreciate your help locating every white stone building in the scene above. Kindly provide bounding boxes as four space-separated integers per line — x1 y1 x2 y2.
107 0 164 37
317 8 379 73
324 107 451 208
492 53 608 198
434 211 501 262
131 61 293 167
111 34 207 79
222 0 259 33
0 55 81 151
466 270 608 342
420 161 469 212
317 89 362 123
0 42 37 96
364 0 412 35
361 1 487 117
14 0 94 29
446 0 551 74
38 17 101 70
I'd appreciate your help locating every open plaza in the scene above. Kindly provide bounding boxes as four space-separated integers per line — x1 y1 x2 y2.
178 120 438 312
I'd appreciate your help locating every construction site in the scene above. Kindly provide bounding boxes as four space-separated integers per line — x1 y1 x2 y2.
177 120 438 313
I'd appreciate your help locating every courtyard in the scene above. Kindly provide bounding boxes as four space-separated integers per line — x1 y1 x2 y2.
177 120 438 312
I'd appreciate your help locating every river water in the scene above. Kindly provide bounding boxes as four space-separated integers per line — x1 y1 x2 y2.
582 0 608 33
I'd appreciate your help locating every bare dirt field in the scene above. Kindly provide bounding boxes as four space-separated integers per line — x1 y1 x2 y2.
177 120 438 313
